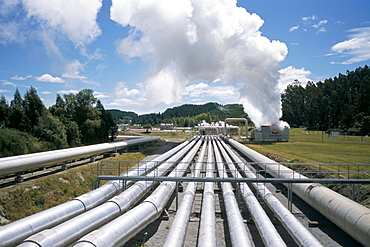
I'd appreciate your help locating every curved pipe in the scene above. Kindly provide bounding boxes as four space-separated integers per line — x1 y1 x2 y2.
212 137 252 247
0 136 160 177
17 137 199 247
198 137 217 247
73 138 204 247
226 138 370 247
162 141 208 247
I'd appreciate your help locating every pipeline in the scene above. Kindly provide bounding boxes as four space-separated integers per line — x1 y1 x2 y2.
197 137 217 247
0 136 160 177
226 138 370 247
212 137 252 247
0 136 180 247
73 138 204 247
162 140 208 247
221 139 322 246
215 138 286 246
17 137 199 247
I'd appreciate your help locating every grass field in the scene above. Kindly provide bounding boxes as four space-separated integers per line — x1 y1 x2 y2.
245 128 370 164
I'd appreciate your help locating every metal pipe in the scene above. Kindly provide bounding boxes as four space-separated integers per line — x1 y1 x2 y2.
226 138 370 247
73 138 204 247
198 137 217 247
0 137 181 247
220 139 322 246
0 136 160 176
212 137 252 247
216 138 286 246
18 137 199 247
163 139 208 247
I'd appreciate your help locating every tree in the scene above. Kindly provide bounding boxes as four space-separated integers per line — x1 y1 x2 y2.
0 96 9 128
24 86 47 133
8 89 28 131
143 124 152 133
96 100 117 142
35 112 68 149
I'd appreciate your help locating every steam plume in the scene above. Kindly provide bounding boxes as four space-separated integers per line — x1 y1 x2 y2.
111 0 288 127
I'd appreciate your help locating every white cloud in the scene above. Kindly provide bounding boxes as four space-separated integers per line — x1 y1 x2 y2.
0 0 102 60
330 27 370 64
312 20 328 33
111 0 288 127
108 81 144 107
312 20 328 29
80 47 103 60
184 82 237 100
36 73 64 83
11 75 32 80
302 15 317 21
1 80 17 87
115 82 141 98
41 91 52 94
22 0 102 46
289 25 299 32
62 60 86 79
57 89 79 94
278 66 312 92
0 89 12 93
94 91 109 99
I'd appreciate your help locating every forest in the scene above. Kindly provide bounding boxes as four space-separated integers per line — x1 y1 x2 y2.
0 88 117 157
109 102 248 127
281 65 370 135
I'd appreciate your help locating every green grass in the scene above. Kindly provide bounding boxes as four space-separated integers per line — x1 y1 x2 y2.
246 128 370 164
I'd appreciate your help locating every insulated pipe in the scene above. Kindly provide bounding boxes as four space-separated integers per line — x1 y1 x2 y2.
212 137 252 247
0 136 160 176
0 137 186 247
215 138 286 246
226 138 370 247
162 139 208 247
73 138 204 247
220 139 322 247
198 137 217 247
18 137 199 247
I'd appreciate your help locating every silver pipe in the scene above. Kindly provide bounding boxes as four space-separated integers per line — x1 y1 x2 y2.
18 137 199 247
0 137 181 247
73 138 204 247
0 136 160 176
163 139 208 247
198 137 217 247
221 139 322 246
216 138 287 246
226 138 370 247
212 137 252 247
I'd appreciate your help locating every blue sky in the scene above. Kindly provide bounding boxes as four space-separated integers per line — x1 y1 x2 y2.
0 0 369 126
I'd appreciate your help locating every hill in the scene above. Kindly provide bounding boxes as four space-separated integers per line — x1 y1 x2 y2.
108 103 249 127
107 109 138 124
